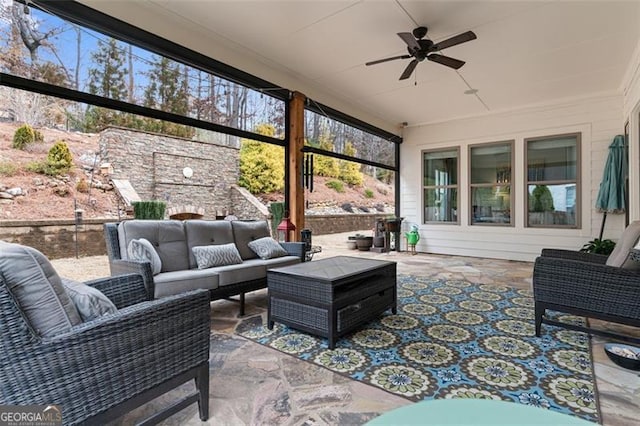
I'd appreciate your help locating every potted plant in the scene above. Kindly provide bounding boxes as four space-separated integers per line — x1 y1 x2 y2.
580 238 616 255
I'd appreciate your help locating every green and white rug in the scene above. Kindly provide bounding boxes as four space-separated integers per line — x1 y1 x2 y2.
237 275 599 423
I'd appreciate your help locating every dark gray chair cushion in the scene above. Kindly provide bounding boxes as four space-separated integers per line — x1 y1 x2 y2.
185 220 235 269
118 220 189 272
0 241 82 337
231 220 271 260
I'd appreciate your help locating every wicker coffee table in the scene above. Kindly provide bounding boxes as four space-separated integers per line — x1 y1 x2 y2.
267 256 397 349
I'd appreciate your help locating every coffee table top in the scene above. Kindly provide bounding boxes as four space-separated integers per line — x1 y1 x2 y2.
268 256 395 282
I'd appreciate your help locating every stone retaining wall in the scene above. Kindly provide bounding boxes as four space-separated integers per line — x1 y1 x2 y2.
0 214 384 259
100 127 239 219
0 219 117 260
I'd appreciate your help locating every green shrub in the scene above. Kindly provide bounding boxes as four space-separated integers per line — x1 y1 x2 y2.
26 160 60 176
326 179 345 193
46 141 73 173
132 200 166 219
0 162 18 176
238 124 285 194
364 188 374 198
580 238 616 255
12 124 36 150
338 142 363 185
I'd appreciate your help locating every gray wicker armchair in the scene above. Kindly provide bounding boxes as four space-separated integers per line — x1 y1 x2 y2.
0 265 211 425
533 221 640 342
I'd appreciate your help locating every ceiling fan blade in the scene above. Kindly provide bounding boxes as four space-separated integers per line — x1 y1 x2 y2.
427 54 465 69
397 32 420 52
432 31 477 51
366 55 411 66
399 59 419 80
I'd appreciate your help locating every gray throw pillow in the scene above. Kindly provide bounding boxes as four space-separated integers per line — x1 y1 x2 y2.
127 238 162 275
247 237 288 260
62 278 118 322
0 241 82 337
192 243 243 269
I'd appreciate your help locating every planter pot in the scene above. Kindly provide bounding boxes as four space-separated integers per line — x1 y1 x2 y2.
385 218 404 232
355 237 373 251
373 236 385 248
346 240 357 250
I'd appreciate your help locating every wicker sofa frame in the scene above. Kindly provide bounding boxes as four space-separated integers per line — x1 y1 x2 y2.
0 272 211 425
104 222 306 315
533 248 640 343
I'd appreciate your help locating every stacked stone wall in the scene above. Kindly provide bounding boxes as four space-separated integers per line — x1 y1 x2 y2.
100 127 239 219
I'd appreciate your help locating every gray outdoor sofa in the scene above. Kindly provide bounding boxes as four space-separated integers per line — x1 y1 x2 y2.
104 219 306 315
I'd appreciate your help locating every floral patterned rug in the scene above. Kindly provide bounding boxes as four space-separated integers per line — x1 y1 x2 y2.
237 275 599 423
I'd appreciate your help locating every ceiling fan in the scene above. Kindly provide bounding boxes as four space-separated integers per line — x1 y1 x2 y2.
366 26 477 80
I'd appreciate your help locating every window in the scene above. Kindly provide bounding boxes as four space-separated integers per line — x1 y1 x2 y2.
423 148 459 223
525 133 580 227
469 142 513 225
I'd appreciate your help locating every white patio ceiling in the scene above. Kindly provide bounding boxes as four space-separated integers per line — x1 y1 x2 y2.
79 0 640 134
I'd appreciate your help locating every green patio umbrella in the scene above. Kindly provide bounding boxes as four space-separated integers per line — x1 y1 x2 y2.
595 135 628 239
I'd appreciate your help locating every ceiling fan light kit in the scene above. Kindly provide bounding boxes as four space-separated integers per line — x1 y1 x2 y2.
366 26 477 80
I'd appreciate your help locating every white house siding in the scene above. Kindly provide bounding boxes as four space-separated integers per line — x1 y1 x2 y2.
622 39 640 221
401 94 626 262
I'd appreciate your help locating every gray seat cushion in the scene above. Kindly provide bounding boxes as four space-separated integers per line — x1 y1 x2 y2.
231 220 272 260
185 220 235 269
0 241 82 337
261 255 302 269
118 220 189 272
606 220 640 268
209 259 266 286
153 269 220 298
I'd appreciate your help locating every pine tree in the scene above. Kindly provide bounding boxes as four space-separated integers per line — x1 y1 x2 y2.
85 38 129 131
142 56 193 138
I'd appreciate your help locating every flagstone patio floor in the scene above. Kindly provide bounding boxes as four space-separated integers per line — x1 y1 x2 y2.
51 232 640 425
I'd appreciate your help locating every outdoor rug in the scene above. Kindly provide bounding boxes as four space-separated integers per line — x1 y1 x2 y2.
237 275 599 423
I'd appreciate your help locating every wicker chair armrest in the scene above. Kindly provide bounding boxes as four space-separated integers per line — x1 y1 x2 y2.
84 273 149 308
540 248 608 264
2 290 211 417
279 242 306 262
108 259 155 300
533 256 640 319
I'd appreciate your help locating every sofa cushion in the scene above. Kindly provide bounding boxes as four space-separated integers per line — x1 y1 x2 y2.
211 259 266 286
192 243 243 269
606 220 640 268
185 220 235 269
118 220 189 272
153 269 220 298
0 241 82 337
127 238 162 275
231 220 272 260
260 255 302 270
62 278 117 322
248 237 288 260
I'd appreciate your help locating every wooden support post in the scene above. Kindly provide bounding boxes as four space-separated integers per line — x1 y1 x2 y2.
288 91 305 242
